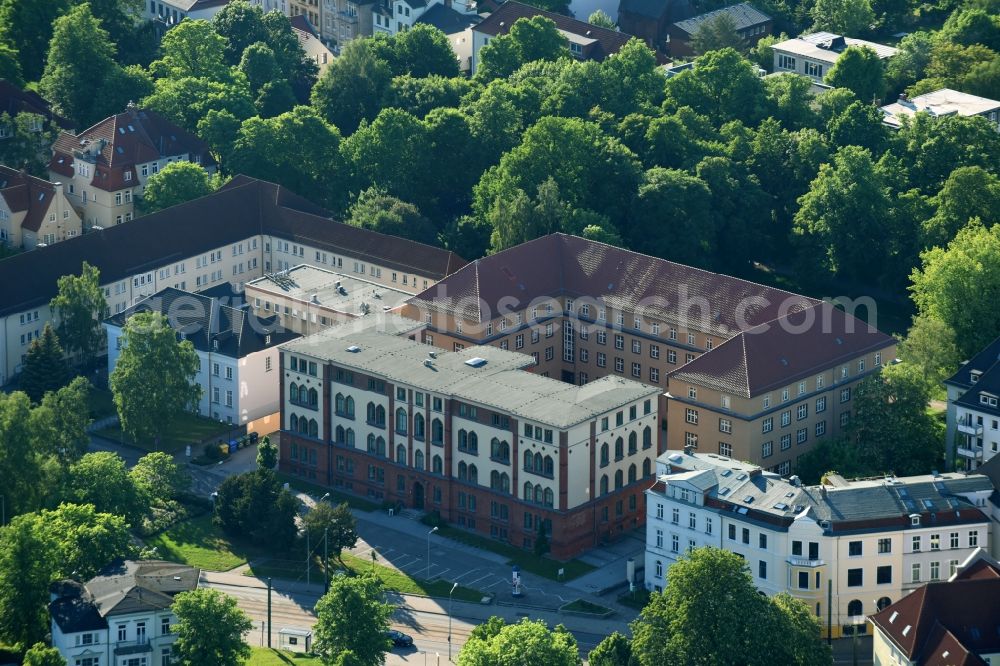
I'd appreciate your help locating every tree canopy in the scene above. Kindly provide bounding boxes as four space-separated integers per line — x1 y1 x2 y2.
140 161 219 214
171 588 253 666
457 617 581 666
314 573 393 666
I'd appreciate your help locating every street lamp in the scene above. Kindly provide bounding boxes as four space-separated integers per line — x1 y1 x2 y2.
426 526 438 580
448 581 458 662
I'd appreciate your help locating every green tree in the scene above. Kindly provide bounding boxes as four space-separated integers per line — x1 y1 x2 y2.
19 324 69 403
824 46 885 103
749 32 787 71
345 188 437 244
314 573 393 666
197 108 243 162
475 16 570 82
30 377 92 464
312 38 392 134
214 470 299 549
0 0 71 81
764 73 817 130
896 315 961 395
457 618 580 666
151 19 231 81
303 501 358 565
923 166 1000 246
0 112 57 175
68 452 145 525
387 75 473 117
692 13 745 54
588 631 632 666
341 107 429 205
629 167 715 266
172 588 253 666
239 41 281 94
50 262 106 368
911 221 1000 358
811 0 875 35
393 24 460 78
255 435 278 470
893 114 1000 194
886 31 935 94
772 593 832 666
941 9 1000 51
139 161 217 214
110 311 201 445
826 99 887 151
23 643 66 666
0 43 22 86
588 10 617 28
212 0 269 65
144 76 256 135
131 452 190 503
0 391 45 519
666 48 768 124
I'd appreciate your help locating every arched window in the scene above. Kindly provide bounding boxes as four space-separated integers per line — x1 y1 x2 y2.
615 437 623 460
375 404 385 427
396 444 406 464
468 432 478 454
290 414 299 432
491 438 501 459
432 455 442 474
459 461 468 480
335 425 345 444
628 432 637 455
308 419 318 438
491 470 500 490
847 600 863 618
344 396 354 418
290 383 299 404
642 426 652 449
468 464 478 484
876 597 891 611
524 481 533 499
600 475 608 496
395 407 407 435
500 473 509 493
414 449 424 470
628 463 636 484
335 392 345 415
543 456 553 477
500 441 510 461
376 436 385 457
615 469 623 490
432 418 443 444
367 402 376 423
643 458 652 477
414 413 425 440
523 450 532 470
345 428 355 448
534 485 543 503
543 488 553 507
299 416 309 435
308 388 318 409
533 452 543 473
600 443 609 467
367 434 377 454
458 429 467 450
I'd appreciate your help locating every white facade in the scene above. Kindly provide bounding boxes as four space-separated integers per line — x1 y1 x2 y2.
142 0 228 25
52 607 179 666
771 32 897 84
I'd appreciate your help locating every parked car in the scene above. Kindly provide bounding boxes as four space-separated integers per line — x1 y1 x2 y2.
386 630 413 647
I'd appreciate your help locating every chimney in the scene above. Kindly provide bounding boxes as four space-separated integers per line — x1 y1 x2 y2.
790 475 801 487
683 444 693 456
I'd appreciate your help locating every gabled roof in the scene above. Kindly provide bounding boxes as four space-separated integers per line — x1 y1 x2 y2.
672 2 771 35
416 3 481 33
0 176 467 318
669 301 895 397
945 334 1000 390
871 550 1000 665
0 79 72 130
0 166 59 233
290 14 320 38
474 1 635 60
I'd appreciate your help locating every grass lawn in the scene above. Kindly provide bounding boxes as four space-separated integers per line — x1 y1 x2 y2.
95 412 234 454
618 589 651 611
88 387 117 419
275 473 381 512
435 524 595 581
560 599 613 614
145 513 256 571
246 551 485 602
248 648 323 665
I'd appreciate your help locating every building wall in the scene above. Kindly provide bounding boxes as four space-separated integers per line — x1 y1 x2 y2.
618 11 669 52
291 0 322 25
667 20 771 58
772 49 834 83
52 608 179 666
953 404 1000 470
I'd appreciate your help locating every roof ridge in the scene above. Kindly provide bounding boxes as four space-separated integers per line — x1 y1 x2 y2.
741 332 750 399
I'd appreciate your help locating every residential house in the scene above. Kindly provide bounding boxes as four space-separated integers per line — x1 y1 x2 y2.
245 263 413 336
143 0 232 27
290 15 335 73
0 175 465 386
48 104 216 230
49 559 199 666
771 32 897 85
618 0 694 52
945 335 1000 471
373 0 477 38
252 0 291 12
319 0 376 49
667 2 771 57
401 233 896 475
291 0 322 26
278 324 661 558
870 549 1000 665
470 1 638 73
0 166 81 249
0 79 72 138
416 4 481 71
105 287 299 425
644 451 995 638
881 88 1000 130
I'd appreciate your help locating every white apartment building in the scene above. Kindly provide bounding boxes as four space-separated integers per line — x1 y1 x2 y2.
771 32 897 84
104 287 299 425
881 88 1000 130
49 560 199 666
644 451 994 639
0 175 465 386
0 166 81 250
142 0 233 26
945 335 1000 471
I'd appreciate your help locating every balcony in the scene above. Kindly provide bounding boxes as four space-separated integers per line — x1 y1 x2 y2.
957 417 983 436
957 445 984 460
114 639 152 656
787 556 825 567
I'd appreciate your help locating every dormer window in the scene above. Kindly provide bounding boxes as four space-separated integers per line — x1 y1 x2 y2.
971 371 981 384
124 171 132 182
979 394 998 408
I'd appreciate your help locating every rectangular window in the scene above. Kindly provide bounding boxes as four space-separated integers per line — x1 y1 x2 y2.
847 568 862 587
762 417 773 433
877 565 891 584
759 561 767 579
762 441 773 458
878 538 891 554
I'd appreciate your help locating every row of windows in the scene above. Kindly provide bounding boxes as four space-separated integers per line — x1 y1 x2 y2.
599 427 654 466
598 458 653 495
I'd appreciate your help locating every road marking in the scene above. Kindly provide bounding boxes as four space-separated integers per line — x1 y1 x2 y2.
451 568 479 582
467 573 492 586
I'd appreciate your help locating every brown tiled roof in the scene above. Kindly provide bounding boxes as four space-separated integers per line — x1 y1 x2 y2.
0 166 58 233
0 80 72 129
669 301 895 397
474 1 635 60
0 176 466 317
870 555 1000 664
50 106 216 192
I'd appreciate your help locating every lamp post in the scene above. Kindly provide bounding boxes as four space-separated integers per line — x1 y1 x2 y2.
308 493 329 587
324 526 330 594
426 526 438 580
448 581 457 662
